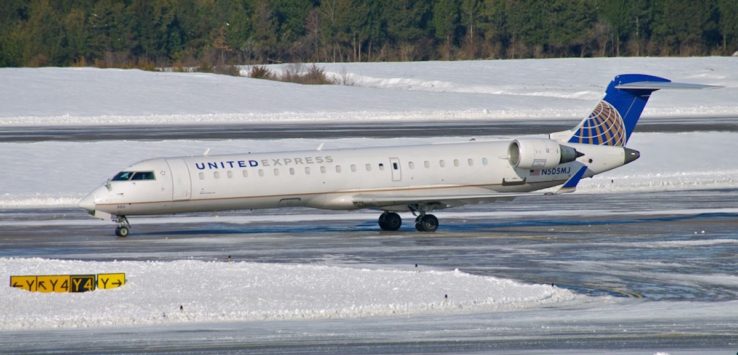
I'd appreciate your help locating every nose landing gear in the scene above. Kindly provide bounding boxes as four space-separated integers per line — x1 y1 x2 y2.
114 216 131 238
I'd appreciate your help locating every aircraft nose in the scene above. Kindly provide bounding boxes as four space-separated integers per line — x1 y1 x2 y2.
78 189 99 212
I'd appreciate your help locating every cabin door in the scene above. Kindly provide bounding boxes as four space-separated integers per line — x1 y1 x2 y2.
389 157 402 182
166 159 192 201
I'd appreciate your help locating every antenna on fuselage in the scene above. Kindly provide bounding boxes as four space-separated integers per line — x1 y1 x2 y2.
316 143 324 151
203 148 210 156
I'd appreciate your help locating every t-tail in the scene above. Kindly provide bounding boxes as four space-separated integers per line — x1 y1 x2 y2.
552 74 714 146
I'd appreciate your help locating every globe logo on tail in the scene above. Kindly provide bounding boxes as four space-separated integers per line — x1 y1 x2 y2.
570 100 626 146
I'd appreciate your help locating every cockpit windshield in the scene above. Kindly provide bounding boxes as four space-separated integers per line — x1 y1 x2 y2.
112 171 134 181
112 171 155 181
131 171 155 180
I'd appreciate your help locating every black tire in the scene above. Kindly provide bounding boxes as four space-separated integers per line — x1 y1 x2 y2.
415 214 439 232
115 226 129 238
378 212 402 231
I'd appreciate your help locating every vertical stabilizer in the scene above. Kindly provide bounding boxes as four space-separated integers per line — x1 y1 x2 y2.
565 74 669 146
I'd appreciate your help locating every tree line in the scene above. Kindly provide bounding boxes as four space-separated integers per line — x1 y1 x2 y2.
1 0 737 68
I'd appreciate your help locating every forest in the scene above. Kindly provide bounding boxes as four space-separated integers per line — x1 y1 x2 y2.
1 0 737 68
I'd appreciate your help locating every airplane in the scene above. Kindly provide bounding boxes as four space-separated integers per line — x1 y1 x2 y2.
79 74 711 237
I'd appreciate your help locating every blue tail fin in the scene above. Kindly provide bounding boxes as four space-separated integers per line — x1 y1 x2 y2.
567 74 670 146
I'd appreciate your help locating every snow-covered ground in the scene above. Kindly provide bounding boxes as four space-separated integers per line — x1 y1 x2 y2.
0 258 580 330
0 57 736 126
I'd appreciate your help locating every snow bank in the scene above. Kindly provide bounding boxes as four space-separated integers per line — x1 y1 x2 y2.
1 57 737 126
0 258 578 330
2 132 737 208
579 132 738 193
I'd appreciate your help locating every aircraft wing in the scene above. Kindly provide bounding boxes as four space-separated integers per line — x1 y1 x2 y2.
352 191 531 210
353 166 588 210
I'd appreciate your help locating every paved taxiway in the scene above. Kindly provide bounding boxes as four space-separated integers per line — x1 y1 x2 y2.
2 116 737 142
1 189 737 353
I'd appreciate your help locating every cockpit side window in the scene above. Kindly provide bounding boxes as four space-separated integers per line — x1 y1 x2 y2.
112 171 134 181
131 171 156 180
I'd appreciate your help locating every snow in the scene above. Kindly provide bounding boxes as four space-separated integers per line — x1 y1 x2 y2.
2 132 738 208
0 57 737 126
0 258 579 330
1 57 736 208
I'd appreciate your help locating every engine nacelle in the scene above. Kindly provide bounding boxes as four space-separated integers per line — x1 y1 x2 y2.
508 138 581 169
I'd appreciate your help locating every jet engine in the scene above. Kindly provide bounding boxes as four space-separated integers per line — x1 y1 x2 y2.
508 138 582 169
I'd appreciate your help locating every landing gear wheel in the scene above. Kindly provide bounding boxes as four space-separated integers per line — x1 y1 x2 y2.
378 212 402 231
114 215 131 238
415 214 439 232
115 226 129 238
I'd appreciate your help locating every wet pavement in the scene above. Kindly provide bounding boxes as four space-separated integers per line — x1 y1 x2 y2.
1 189 737 353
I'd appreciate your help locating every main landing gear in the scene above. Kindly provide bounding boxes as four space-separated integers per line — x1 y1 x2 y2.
378 211 402 231
378 211 439 232
114 215 131 238
415 214 439 232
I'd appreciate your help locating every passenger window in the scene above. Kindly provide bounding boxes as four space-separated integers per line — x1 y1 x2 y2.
439 160 446 168
350 164 357 173
213 171 220 179
408 161 415 169
453 159 459 167
227 171 233 179
258 169 264 177
305 167 311 175
289 167 295 175
424 161 430 168
198 172 204 180
273 168 280 176
365 163 372 172
112 171 134 181
468 158 474 166
482 157 489 166
379 163 385 171
336 165 342 173
320 166 326 174
242 170 248 178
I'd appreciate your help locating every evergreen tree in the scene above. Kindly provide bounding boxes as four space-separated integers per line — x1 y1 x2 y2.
717 0 738 53
0 0 732 68
432 0 460 59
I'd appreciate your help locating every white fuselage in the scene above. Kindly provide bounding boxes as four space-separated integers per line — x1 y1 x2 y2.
80 139 629 217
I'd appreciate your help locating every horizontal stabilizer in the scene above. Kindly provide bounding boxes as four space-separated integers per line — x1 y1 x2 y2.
615 81 720 90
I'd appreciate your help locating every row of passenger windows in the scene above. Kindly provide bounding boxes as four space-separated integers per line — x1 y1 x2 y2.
197 157 490 180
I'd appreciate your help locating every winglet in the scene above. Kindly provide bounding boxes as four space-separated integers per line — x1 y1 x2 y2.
557 166 588 194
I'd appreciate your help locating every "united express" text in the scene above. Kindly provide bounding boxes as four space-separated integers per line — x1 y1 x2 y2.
195 156 334 170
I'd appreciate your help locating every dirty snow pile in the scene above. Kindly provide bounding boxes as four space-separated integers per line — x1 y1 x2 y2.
0 258 580 330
